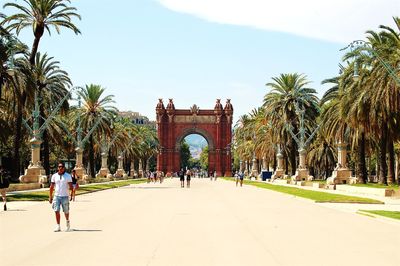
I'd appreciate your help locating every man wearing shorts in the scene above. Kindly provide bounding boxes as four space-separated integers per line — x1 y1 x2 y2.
49 162 73 232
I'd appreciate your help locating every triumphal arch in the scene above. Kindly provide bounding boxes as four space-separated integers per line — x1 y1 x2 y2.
156 99 233 177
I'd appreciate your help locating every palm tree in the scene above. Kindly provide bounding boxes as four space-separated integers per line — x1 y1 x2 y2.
3 0 81 65
31 52 72 174
2 0 80 179
263 73 319 175
78 84 117 178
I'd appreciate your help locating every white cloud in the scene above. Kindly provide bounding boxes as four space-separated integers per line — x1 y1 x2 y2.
157 0 400 43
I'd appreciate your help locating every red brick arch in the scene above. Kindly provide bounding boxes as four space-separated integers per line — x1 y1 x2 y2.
156 99 233 177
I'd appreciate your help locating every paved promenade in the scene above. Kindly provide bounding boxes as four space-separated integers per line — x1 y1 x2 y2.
1 178 400 266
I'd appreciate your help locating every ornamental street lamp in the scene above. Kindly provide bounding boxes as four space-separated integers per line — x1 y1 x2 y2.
341 40 400 85
61 92 104 182
327 40 400 185
115 134 141 179
286 101 319 182
272 145 285 180
251 132 259 179
20 87 78 185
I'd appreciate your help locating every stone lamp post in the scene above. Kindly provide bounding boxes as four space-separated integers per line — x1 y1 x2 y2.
20 88 77 185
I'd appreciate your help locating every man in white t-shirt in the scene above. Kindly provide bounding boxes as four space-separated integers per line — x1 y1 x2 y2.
49 162 73 232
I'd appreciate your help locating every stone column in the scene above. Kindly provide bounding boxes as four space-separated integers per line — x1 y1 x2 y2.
139 159 143 178
251 157 259 178
97 151 109 178
244 160 249 176
74 147 89 182
272 150 284 179
292 148 311 181
239 160 243 172
130 159 136 178
327 141 355 185
262 156 267 170
19 137 47 184
115 155 125 178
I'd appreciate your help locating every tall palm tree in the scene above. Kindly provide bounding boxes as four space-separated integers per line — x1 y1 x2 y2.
263 73 319 175
3 0 81 64
31 52 71 174
2 0 80 179
78 84 117 178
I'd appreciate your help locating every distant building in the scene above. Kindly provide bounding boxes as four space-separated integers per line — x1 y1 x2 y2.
119 111 156 128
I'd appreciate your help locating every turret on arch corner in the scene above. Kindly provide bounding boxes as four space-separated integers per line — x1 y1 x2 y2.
156 99 233 177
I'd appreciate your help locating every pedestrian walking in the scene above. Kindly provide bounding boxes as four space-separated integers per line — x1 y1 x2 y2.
70 169 79 201
49 162 73 232
238 171 244 187
0 166 9 211
179 169 185 188
213 171 217 181
186 169 192 188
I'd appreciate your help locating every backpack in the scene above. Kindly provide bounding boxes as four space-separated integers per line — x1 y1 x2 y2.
0 172 10 189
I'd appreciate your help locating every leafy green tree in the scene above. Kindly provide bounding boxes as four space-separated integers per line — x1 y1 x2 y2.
77 84 117 178
180 140 191 169
3 0 80 179
199 146 209 170
263 73 319 175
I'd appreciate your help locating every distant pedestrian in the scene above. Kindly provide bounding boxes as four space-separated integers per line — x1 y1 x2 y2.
49 162 73 232
237 171 244 187
213 171 217 181
179 169 185 188
186 169 192 188
0 166 9 211
70 169 79 201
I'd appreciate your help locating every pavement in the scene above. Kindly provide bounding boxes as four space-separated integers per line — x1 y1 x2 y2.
1 178 400 266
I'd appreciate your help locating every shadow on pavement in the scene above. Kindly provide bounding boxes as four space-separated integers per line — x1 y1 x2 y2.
71 229 102 232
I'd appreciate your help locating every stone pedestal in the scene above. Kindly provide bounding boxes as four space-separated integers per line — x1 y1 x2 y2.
244 161 249 176
272 151 284 179
327 169 355 185
19 137 47 185
130 161 136 177
74 147 89 182
115 155 125 178
327 141 356 185
291 149 313 181
97 152 109 178
292 168 311 181
262 156 268 170
251 157 259 178
138 159 143 178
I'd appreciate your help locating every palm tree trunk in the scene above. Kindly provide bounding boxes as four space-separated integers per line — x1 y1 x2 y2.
29 37 41 65
12 101 23 182
42 130 50 175
325 155 329 179
290 139 296 175
356 133 367 184
378 124 388 185
375 148 380 183
396 153 400 185
89 135 95 178
387 140 395 184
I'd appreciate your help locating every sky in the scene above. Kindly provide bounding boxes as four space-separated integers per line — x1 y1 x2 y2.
2 0 400 123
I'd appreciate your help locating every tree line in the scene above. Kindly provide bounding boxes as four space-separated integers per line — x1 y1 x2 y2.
234 17 400 185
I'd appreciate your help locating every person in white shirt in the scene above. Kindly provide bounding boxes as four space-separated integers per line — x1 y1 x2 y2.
49 162 73 232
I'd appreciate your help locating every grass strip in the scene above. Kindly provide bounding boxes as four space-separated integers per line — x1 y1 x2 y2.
359 210 400 220
223 178 383 204
351 183 399 189
7 179 146 202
